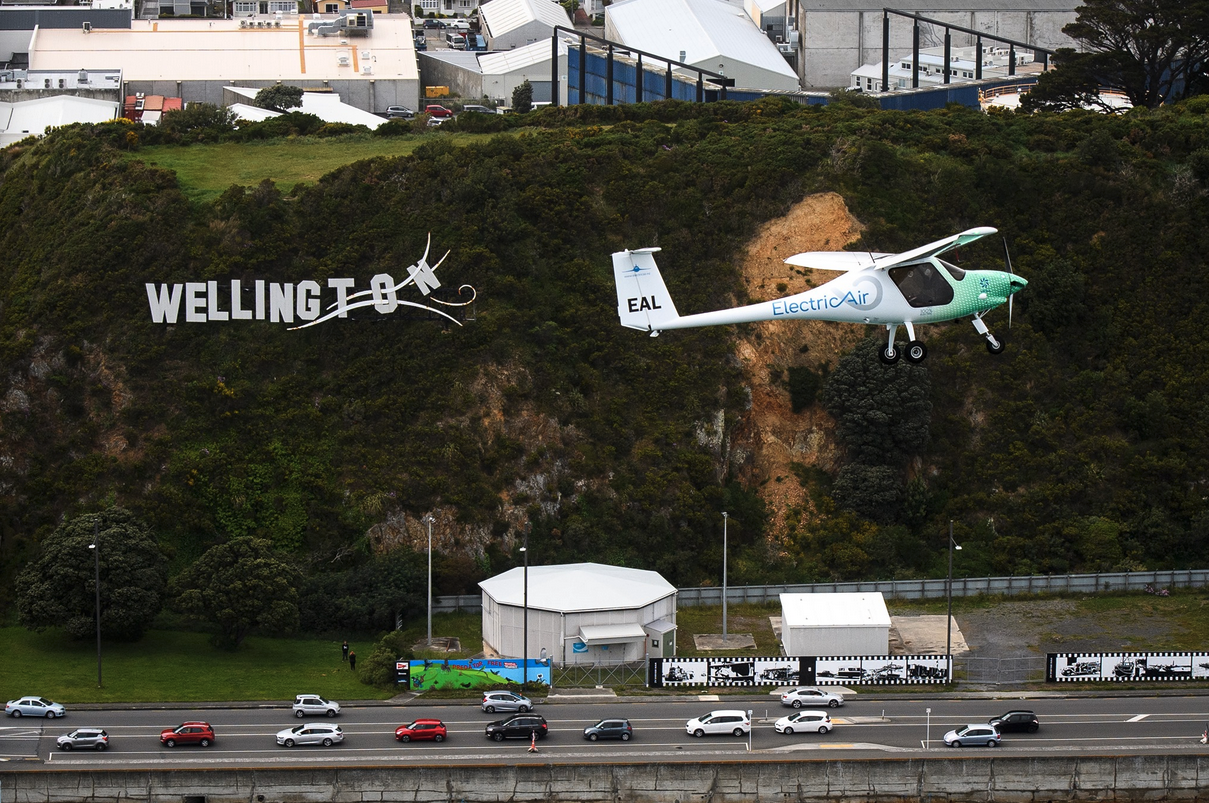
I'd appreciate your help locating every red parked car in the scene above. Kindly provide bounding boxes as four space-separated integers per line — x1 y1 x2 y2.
160 722 215 747
395 719 447 742
425 104 453 119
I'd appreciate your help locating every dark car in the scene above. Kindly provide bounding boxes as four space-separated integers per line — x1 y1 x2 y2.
160 721 215 747
422 18 445 28
989 710 1039 733
485 714 548 742
414 35 427 50
583 718 633 741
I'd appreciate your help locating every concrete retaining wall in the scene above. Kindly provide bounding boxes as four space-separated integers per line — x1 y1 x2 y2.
4 755 1209 803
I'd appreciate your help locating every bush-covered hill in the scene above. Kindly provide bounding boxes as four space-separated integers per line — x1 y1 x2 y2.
2 97 1209 629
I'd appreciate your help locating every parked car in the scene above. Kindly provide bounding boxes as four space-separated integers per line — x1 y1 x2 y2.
414 35 427 50
989 710 1039 733
56 729 109 751
583 719 633 741
395 719 447 742
292 694 340 718
481 691 531 713
160 722 215 747
943 724 1001 747
685 710 750 738
461 104 492 114
426 117 446 127
425 104 453 118
387 106 415 120
774 711 832 735
780 687 844 709
276 723 343 747
5 696 66 718
422 18 445 28
485 714 547 741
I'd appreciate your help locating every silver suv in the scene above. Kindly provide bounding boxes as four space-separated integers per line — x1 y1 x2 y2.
292 694 340 718
481 691 532 713
56 728 109 750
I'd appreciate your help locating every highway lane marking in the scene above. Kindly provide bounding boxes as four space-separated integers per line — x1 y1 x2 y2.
1127 714 1150 722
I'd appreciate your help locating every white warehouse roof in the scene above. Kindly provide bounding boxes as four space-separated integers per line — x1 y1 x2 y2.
0 95 118 147
480 0 571 38
479 37 567 73
780 592 891 629
480 562 676 613
605 0 798 90
225 86 386 128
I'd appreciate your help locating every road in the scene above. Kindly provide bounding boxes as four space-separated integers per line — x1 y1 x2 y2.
3 695 1209 769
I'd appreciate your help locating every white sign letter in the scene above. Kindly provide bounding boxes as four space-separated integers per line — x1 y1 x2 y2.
185 282 207 323
146 283 183 324
207 281 229 321
371 274 398 314
297 280 321 321
231 279 253 320
328 278 355 318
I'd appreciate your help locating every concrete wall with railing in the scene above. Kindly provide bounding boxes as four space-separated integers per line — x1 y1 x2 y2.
432 569 1209 615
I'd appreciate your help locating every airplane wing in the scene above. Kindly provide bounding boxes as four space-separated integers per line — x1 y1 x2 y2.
784 252 892 271
867 226 998 271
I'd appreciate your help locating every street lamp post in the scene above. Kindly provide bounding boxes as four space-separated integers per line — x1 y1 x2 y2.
423 514 434 648
722 512 728 643
521 525 530 688
89 520 101 688
946 520 962 677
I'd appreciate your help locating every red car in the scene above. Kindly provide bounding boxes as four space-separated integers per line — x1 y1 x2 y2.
395 719 447 742
425 104 453 119
160 721 215 747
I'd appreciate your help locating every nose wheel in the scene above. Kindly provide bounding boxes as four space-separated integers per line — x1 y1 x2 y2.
972 314 1005 355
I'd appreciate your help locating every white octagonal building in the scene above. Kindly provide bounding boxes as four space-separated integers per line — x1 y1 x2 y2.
480 562 677 666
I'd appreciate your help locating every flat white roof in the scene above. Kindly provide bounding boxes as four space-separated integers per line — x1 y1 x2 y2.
578 623 649 644
478 36 566 73
779 592 891 629
29 17 419 83
0 94 118 146
480 562 676 612
480 0 570 38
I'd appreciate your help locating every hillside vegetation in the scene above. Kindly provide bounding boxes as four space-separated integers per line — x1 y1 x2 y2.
2 98 1209 636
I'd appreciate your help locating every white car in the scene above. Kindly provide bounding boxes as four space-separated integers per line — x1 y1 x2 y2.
481 691 532 713
276 723 344 747
780 687 844 708
685 710 750 738
943 724 1001 747
5 696 66 718
292 694 340 718
774 711 832 734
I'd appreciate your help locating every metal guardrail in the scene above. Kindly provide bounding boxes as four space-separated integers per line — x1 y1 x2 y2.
432 569 1209 615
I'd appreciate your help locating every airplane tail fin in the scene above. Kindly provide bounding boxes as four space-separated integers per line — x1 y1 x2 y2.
612 248 681 333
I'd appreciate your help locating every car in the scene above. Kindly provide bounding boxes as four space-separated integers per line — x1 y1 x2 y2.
583 719 633 741
685 710 750 738
386 106 415 119
425 104 453 119
460 104 492 114
395 719 447 742
55 729 109 751
422 18 445 28
774 711 832 735
426 117 446 127
5 696 66 718
160 722 215 748
481 691 532 713
485 714 547 742
276 723 343 747
414 35 427 51
943 724 1001 747
989 710 1039 733
292 694 340 718
780 687 844 709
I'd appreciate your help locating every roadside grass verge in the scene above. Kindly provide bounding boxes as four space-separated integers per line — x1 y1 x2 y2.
0 627 393 704
130 132 491 204
396 611 483 662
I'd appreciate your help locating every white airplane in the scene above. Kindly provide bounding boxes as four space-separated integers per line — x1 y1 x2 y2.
612 227 1028 363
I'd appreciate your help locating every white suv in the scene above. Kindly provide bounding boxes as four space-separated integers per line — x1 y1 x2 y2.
685 709 750 737
292 694 340 718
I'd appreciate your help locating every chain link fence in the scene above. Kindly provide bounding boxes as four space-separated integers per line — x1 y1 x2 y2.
954 656 1045 685
553 662 647 689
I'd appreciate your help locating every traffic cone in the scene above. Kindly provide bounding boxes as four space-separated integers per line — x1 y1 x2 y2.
528 732 539 753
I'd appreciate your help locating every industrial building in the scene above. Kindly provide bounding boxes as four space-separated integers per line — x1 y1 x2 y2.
780 592 891 656
478 0 571 52
479 562 677 666
420 37 564 105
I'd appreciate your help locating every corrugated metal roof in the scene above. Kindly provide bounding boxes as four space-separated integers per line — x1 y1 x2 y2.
606 0 796 80
480 0 570 38
478 36 565 73
0 94 118 146
780 592 892 628
479 562 676 612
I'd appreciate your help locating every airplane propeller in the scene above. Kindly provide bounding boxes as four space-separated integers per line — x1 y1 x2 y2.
1002 237 1015 328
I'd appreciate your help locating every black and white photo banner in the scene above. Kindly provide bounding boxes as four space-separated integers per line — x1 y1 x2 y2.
648 654 950 687
1047 652 1209 682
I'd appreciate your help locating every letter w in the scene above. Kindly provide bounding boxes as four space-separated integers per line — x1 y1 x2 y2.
146 283 183 323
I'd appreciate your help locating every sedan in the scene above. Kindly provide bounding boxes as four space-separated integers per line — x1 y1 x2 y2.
5 697 66 718
583 719 633 741
481 691 532 713
774 711 832 735
395 719 446 742
485 714 547 741
780 687 844 709
56 729 109 751
944 724 1001 747
276 723 343 747
989 710 1039 733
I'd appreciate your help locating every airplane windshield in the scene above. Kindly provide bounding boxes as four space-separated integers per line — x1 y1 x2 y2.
887 261 955 308
938 259 966 280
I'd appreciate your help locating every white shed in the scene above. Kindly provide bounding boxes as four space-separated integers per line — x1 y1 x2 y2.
479 0 572 51
780 592 890 656
479 562 677 666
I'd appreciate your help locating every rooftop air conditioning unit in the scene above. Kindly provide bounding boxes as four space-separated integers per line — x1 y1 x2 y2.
82 21 92 32
338 55 350 65
78 69 88 83
240 19 247 26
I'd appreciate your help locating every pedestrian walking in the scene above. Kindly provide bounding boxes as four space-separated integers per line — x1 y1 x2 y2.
349 650 357 671
342 640 349 662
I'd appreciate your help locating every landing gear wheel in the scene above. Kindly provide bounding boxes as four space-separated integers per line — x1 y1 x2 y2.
879 345 901 365
985 338 1005 355
905 340 927 363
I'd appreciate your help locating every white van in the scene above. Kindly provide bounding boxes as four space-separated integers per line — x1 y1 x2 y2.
445 31 466 49
447 19 470 31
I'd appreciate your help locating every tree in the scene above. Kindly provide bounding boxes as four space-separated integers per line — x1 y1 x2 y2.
512 80 534 114
16 509 167 641
169 537 302 649
159 103 237 136
253 85 305 112
1022 0 1209 112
